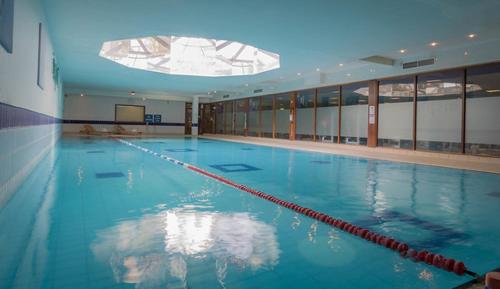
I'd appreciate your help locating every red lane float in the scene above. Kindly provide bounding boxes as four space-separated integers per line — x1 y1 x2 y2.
115 138 472 277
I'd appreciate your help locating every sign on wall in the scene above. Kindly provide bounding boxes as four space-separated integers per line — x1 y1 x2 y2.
153 114 162 124
145 114 154 124
0 0 14 54
368 105 376 124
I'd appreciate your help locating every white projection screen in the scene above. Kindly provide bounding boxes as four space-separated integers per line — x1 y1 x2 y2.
115 105 145 122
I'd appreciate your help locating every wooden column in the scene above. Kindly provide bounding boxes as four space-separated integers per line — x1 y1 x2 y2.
223 103 226 135
313 89 317 141
461 69 467 154
272 95 276 138
232 101 236 135
258 96 262 137
367 80 379 147
289 92 297 140
338 86 342 144
413 76 418 150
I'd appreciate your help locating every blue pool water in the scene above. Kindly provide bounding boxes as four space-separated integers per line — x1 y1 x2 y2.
1 136 499 289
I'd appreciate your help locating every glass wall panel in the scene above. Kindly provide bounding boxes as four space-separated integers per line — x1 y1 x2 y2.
223 101 234 134
465 65 500 156
261 95 274 138
275 93 290 139
341 82 368 145
296 89 315 140
378 77 414 149
248 97 260 136
234 99 246 135
416 71 462 152
215 102 224 134
316 86 340 142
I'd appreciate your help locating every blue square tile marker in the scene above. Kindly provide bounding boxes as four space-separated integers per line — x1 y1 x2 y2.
210 163 261 173
488 191 500 198
95 172 125 179
165 148 196 152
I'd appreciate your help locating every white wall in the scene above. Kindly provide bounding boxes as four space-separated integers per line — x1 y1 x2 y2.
0 0 63 209
63 94 185 134
0 0 63 117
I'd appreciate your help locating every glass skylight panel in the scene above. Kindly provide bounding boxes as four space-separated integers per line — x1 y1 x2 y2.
99 35 280 77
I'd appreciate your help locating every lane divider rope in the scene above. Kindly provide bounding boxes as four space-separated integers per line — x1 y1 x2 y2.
115 137 477 277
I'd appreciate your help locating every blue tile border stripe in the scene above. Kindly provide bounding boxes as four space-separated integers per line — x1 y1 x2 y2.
95 172 125 179
0 101 61 130
63 119 185 126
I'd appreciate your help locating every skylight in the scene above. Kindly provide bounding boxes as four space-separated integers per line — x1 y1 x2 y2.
99 36 280 77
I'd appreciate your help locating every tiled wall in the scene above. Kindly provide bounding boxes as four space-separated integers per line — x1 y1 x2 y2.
0 102 61 209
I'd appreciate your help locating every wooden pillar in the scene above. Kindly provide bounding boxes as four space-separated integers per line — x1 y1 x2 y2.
313 89 317 141
272 95 276 138
367 80 379 147
232 101 236 135
223 102 226 135
338 86 342 144
461 69 467 154
290 92 297 140
258 96 262 137
413 76 418 150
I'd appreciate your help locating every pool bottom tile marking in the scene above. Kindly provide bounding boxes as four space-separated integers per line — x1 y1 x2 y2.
114 137 475 278
95 172 125 179
210 163 261 173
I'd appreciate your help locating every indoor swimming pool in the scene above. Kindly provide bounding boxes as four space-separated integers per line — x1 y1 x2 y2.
1 136 499 289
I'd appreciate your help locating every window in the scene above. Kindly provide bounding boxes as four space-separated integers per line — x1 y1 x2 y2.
37 23 46 89
223 101 233 134
341 82 368 145
115 105 145 123
0 0 14 53
234 99 247 135
378 77 414 149
261 95 274 138
275 93 290 139
416 71 462 152
296 89 315 140
316 86 340 143
248 97 260 136
465 65 500 156
215 103 224 134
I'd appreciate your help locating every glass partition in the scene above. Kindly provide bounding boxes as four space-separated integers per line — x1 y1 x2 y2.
215 102 224 134
275 93 290 139
223 101 234 134
316 86 340 143
341 82 368 145
296 89 315 140
261 95 274 138
465 65 500 156
417 71 462 152
234 99 247 135
378 77 414 149
248 97 260 136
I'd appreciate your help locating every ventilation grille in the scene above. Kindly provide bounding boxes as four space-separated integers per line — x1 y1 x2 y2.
253 89 263 93
402 58 435 69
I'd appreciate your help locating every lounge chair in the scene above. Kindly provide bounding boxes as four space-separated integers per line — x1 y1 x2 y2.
79 124 111 136
113 125 142 135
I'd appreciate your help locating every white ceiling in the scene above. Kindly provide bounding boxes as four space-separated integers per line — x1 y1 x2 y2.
43 0 500 101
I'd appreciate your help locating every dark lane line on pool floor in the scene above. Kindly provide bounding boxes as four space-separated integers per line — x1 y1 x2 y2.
114 137 478 279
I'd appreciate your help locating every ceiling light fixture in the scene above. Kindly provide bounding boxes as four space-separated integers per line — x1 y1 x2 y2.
130 91 136 96
80 93 84 97
338 63 344 67
467 34 476 39
430 42 438 47
346 73 351 77
99 35 280 77
399 49 406 54
316 68 321 72
486 89 500 93
297 72 301 76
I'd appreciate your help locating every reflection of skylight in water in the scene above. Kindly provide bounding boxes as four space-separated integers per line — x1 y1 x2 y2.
99 36 280 77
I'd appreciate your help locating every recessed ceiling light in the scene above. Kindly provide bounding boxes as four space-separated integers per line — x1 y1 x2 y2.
245 83 249 87
369 69 375 73
464 51 469 56
316 68 321 72
297 72 301 76
399 49 406 54
214 91 217 93
338 63 344 67
142 97 146 101
80 93 84 97
430 42 438 47
467 34 476 39
346 73 351 77
130 91 136 96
